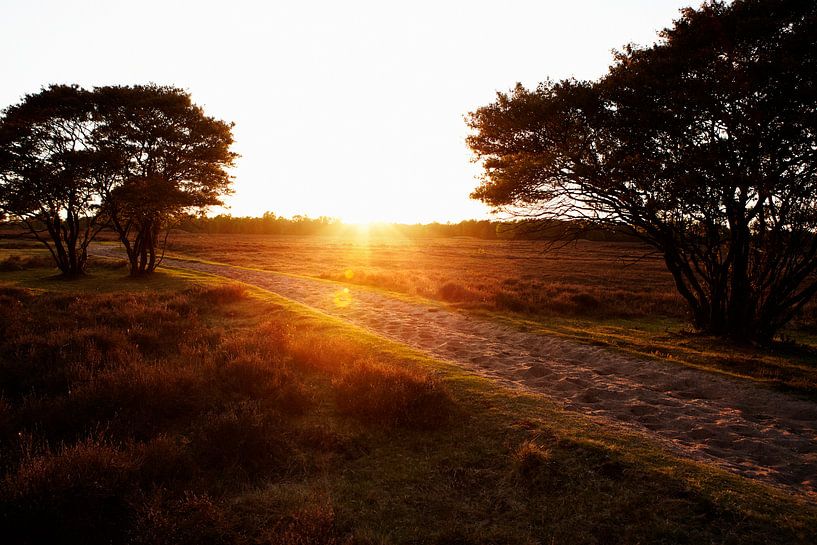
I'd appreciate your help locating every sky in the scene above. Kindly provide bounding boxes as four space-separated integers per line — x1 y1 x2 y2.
1 0 695 223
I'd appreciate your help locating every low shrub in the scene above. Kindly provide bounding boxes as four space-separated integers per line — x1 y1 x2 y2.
87 256 129 270
131 491 233 545
333 359 453 429
268 502 343 545
437 281 480 303
192 284 248 306
216 353 311 415
0 326 137 400
0 241 41 250
569 292 601 312
190 401 294 481
135 435 196 487
0 254 54 272
0 439 139 545
58 363 209 441
287 333 364 374
494 290 530 313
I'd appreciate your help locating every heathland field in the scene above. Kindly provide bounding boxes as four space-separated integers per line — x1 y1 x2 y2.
167 233 687 319
1 235 817 544
165 232 817 331
164 233 817 393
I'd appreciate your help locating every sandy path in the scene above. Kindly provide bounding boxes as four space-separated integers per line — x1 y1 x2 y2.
95 249 817 498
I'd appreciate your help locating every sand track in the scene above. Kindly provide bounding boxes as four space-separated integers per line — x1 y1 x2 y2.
95 249 817 498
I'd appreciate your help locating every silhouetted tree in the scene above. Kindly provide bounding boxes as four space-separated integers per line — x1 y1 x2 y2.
93 85 236 275
0 85 106 276
467 0 817 342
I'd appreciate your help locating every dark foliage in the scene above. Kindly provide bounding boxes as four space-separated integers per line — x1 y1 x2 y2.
0 85 104 276
0 84 235 277
93 85 236 275
0 288 307 544
467 0 817 342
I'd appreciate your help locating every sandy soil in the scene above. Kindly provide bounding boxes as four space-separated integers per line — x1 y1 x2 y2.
95 248 817 499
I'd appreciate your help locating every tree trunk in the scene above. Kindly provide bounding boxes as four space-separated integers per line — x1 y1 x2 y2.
124 220 162 276
38 215 85 278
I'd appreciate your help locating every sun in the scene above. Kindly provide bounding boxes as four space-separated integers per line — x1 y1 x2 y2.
339 207 385 225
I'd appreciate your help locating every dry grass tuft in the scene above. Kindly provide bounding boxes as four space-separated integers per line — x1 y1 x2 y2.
512 440 553 479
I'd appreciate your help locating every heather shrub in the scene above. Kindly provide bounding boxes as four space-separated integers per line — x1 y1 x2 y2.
216 353 311 415
569 292 601 312
0 326 136 400
437 281 482 303
135 435 197 487
131 492 233 545
0 241 41 250
87 256 129 270
288 334 364 374
268 502 344 545
0 284 323 544
0 439 139 545
494 290 530 312
190 401 294 481
333 359 453 429
0 254 54 272
54 363 209 441
192 283 248 305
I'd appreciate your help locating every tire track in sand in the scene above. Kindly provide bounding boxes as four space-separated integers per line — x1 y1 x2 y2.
96 249 817 499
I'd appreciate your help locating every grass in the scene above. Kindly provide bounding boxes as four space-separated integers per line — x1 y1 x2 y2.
164 234 686 320
0 256 815 544
159 233 817 397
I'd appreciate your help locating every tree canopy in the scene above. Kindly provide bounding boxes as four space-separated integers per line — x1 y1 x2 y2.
467 0 817 342
93 85 236 275
0 85 102 276
0 84 236 276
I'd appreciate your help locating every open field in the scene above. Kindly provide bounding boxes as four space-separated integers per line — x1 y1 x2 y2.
85 247 817 496
165 233 687 319
1 254 816 544
3 2 815 543
159 233 817 395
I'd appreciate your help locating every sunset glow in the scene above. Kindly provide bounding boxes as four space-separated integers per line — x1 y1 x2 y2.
1 0 693 223
2 2 815 541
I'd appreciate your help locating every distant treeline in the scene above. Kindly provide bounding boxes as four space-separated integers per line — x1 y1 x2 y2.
175 212 639 241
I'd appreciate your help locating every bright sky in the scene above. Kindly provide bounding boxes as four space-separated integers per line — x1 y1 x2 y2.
1 0 693 223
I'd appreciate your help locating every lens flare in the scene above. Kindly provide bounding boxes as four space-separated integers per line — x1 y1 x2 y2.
333 287 352 308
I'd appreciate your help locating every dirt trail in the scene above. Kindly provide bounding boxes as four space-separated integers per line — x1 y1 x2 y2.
96 248 817 498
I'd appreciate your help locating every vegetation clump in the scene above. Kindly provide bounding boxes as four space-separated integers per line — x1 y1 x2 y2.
333 359 454 429
0 84 236 277
0 284 462 543
468 0 817 342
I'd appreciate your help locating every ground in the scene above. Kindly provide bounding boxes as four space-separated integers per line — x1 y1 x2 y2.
1 234 816 544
